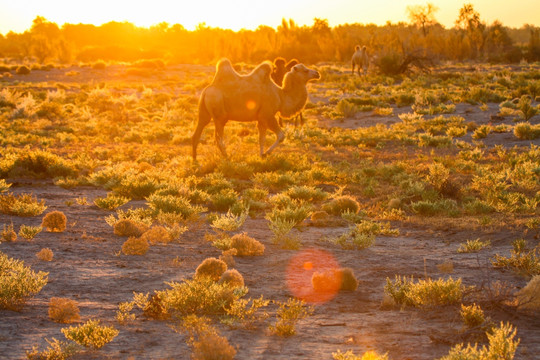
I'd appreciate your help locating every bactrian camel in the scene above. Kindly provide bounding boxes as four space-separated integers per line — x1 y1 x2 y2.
352 45 369 76
192 58 320 160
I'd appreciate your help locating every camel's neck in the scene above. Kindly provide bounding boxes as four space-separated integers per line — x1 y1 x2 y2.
279 78 308 119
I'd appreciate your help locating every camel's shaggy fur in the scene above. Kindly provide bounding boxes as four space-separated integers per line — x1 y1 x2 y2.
192 58 319 160
352 45 369 75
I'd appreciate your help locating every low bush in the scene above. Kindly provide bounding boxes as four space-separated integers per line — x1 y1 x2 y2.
230 233 265 256
440 322 519 360
384 275 464 307
0 192 47 216
121 237 149 256
322 195 360 216
41 211 67 232
140 226 172 245
61 319 119 349
36 248 53 261
218 269 245 288
269 298 313 337
0 251 48 310
516 275 540 310
48 297 81 323
18 225 42 240
157 277 247 316
194 257 227 281
457 238 491 253
492 239 540 277
94 193 129 210
113 219 147 237
1 223 17 242
333 350 388 360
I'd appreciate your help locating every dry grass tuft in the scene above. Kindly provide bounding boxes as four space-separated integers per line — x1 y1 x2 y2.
140 226 172 245
36 248 53 261
195 257 227 281
1 223 17 242
41 211 67 232
230 233 265 256
48 297 80 323
114 219 147 237
218 269 245 288
322 195 360 216
121 236 149 255
516 275 540 311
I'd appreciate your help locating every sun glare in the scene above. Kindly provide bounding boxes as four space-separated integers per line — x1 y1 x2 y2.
1 0 539 35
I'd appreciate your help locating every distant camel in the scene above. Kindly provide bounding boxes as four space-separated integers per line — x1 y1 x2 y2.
192 58 320 160
271 57 304 127
271 57 299 87
352 45 369 75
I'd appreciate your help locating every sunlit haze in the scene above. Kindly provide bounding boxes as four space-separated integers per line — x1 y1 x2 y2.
0 0 539 35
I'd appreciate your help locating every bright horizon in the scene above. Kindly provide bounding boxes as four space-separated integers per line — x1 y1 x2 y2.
0 0 539 36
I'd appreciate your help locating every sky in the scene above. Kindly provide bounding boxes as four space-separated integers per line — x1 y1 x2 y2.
0 0 538 35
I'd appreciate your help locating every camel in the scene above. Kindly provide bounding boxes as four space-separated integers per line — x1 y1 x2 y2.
351 45 369 76
192 58 320 160
271 57 299 87
271 57 305 128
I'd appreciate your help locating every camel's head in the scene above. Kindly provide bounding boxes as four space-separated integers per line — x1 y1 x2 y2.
291 63 320 82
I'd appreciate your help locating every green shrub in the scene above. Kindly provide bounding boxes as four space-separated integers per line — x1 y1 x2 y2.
411 198 459 217
18 225 42 240
94 193 129 210
0 193 47 216
2 223 17 242
158 277 247 316
210 188 239 212
492 239 540 277
0 251 48 310
514 122 540 140
517 95 539 121
384 275 464 307
460 303 486 329
147 193 205 220
457 238 491 253
322 195 360 216
26 338 79 360
440 322 519 360
210 210 248 232
222 295 270 329
269 298 313 337
10 150 75 178
61 319 119 349
333 350 388 360
285 185 328 202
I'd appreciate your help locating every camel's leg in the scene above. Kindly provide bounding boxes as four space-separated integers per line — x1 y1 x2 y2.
262 116 285 157
192 106 212 161
257 122 267 157
351 62 355 75
214 118 228 158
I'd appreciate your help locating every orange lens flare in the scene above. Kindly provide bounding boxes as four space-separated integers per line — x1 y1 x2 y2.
286 248 341 304
246 100 256 110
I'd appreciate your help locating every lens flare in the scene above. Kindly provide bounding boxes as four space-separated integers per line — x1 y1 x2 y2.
246 100 256 110
286 248 341 304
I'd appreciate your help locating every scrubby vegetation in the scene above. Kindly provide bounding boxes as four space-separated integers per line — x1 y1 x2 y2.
1 12 540 356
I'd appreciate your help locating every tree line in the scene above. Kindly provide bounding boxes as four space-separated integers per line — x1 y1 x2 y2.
0 3 539 66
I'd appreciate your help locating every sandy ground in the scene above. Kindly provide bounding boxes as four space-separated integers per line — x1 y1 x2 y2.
1 63 540 359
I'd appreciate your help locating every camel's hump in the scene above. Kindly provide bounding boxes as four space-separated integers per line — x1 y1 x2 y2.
249 61 273 82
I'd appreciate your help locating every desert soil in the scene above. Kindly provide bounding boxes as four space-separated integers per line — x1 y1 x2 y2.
1 63 539 360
